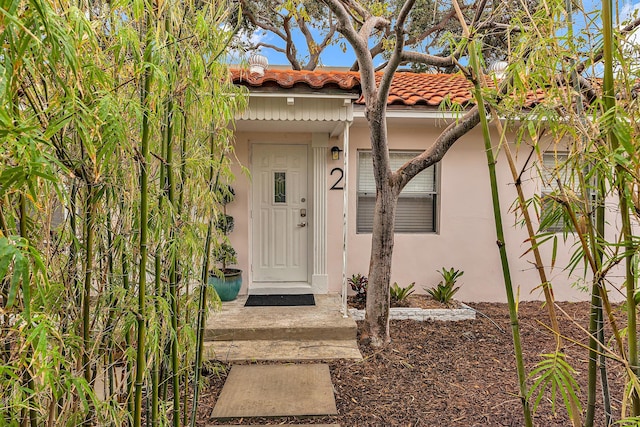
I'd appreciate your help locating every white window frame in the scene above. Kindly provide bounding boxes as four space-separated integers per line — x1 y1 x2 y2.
356 150 438 234
540 152 596 233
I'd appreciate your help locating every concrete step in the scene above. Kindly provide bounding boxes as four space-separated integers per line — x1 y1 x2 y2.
204 323 356 341
204 294 357 342
205 339 362 362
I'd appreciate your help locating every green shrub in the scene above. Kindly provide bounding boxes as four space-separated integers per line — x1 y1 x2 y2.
439 267 464 285
426 267 463 305
348 273 368 302
390 282 415 304
216 213 235 234
212 242 236 271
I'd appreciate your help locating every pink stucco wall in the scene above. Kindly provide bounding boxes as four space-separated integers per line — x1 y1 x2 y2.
230 119 625 303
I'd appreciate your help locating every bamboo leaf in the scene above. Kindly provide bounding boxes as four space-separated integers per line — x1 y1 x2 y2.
0 237 15 280
8 252 27 310
613 120 633 156
551 235 557 270
527 353 581 418
0 166 26 196
20 254 31 321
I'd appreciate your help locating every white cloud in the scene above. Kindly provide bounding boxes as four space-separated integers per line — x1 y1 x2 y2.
238 28 269 49
621 1 640 21
618 2 640 72
223 27 271 64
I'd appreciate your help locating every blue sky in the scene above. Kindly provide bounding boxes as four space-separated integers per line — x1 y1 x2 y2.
246 0 640 68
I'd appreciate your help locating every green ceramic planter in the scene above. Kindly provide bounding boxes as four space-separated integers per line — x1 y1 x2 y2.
208 269 242 301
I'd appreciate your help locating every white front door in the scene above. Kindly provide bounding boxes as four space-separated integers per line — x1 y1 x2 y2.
252 144 309 285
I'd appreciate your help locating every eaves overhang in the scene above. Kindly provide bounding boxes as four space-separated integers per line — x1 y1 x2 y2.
234 90 356 135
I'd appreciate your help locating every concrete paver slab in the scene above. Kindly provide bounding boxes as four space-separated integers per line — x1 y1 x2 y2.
211 364 337 419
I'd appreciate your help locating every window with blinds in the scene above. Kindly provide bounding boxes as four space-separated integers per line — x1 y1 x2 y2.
357 151 437 233
540 152 595 233
540 152 571 233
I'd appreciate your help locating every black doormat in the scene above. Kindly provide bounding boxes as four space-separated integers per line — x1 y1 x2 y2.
245 294 315 307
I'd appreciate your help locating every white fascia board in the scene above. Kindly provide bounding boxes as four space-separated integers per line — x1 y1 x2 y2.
248 92 360 100
353 109 463 120
353 108 524 123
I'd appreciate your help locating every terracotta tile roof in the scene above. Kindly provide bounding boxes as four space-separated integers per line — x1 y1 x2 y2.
384 73 473 106
231 69 361 91
231 68 629 111
231 68 476 106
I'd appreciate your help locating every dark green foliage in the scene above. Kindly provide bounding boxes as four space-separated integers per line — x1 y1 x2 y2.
212 242 237 272
390 282 415 305
215 184 235 205
438 267 464 285
426 267 463 305
216 213 234 234
213 185 237 272
426 281 460 305
349 273 368 302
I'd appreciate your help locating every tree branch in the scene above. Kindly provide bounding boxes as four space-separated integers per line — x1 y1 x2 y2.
239 0 287 40
400 107 481 186
282 16 302 70
378 0 415 106
322 0 379 98
400 50 457 68
297 15 338 70
576 16 640 73
406 8 458 46
397 76 514 188
255 42 286 54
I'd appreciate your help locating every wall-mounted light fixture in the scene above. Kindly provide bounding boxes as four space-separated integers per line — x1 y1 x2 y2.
331 146 342 160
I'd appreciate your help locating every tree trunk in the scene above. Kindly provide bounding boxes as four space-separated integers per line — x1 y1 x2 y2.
364 183 398 347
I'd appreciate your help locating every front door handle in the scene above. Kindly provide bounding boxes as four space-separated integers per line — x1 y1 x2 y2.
297 222 307 227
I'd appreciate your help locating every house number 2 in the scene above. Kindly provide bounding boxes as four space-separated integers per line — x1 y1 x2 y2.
330 167 344 190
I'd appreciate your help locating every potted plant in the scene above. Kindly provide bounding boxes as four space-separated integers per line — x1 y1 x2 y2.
208 184 242 301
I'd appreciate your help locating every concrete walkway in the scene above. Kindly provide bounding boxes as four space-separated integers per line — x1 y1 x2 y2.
204 294 362 361
205 295 356 426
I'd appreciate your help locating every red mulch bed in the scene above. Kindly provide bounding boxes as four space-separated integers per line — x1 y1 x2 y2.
197 301 629 426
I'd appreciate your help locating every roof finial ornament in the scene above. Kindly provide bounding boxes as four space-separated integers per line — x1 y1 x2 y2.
487 60 508 79
249 53 268 77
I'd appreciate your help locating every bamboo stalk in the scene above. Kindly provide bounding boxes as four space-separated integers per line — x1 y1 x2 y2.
490 118 582 427
150 96 168 427
598 297 613 426
602 0 639 415
492 120 562 337
151 245 161 425
475 84 533 427
585 174 608 427
562 0 612 418
133 12 154 426
451 0 531 422
585 277 603 426
19 194 37 427
81 183 98 427
191 141 224 427
166 92 181 427
121 196 134 418
178 111 190 427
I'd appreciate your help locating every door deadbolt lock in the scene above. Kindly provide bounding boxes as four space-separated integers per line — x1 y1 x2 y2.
300 208 306 218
